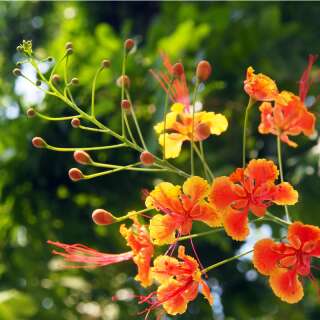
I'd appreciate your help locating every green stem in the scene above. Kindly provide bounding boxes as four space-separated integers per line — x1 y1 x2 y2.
265 211 291 227
242 97 255 167
45 143 126 152
202 249 253 274
91 161 168 172
191 80 200 175
177 228 224 242
121 48 127 138
193 144 214 180
91 67 104 117
35 112 81 121
162 79 173 160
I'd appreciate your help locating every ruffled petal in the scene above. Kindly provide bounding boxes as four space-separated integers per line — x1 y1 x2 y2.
253 239 282 275
182 176 209 203
246 159 279 186
269 269 304 304
159 133 186 159
157 279 189 315
209 177 239 210
223 209 249 241
288 222 320 249
273 182 298 205
258 102 275 134
152 255 181 283
199 112 228 135
199 279 214 305
298 109 316 136
191 203 223 228
149 214 177 245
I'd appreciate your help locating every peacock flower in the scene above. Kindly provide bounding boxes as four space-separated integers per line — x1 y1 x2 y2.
253 222 320 303
259 91 316 148
154 102 228 159
120 216 154 287
244 66 279 101
140 245 213 316
48 219 153 287
209 159 298 241
146 176 222 245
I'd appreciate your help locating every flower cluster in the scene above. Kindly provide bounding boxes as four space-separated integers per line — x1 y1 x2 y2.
15 39 319 318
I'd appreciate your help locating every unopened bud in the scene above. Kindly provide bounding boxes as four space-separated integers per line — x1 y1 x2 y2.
32 137 46 148
52 74 61 82
173 63 184 78
47 57 53 62
65 42 73 50
71 118 81 128
92 209 117 225
36 80 41 86
68 168 84 181
124 38 135 52
101 59 111 68
12 68 21 76
73 150 92 165
116 75 130 88
71 78 79 85
121 99 131 110
26 108 36 118
16 62 22 67
140 151 155 166
196 60 212 82
196 122 211 141
66 48 73 55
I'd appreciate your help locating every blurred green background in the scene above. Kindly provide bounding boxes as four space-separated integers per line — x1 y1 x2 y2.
1 1 320 319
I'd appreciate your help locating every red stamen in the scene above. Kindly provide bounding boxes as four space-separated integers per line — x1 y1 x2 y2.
47 240 133 268
299 54 318 102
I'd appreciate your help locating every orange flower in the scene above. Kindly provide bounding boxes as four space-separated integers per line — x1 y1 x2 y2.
244 66 279 101
259 90 316 147
120 217 154 287
140 246 213 316
209 159 298 240
154 103 228 158
253 222 320 303
48 219 154 287
146 176 222 245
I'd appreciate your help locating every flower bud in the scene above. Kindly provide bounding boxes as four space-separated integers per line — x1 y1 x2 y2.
32 137 46 148
12 68 21 76
65 42 73 50
173 63 184 78
16 62 22 67
47 57 53 62
121 99 131 110
92 209 117 225
68 168 84 181
26 108 36 118
66 48 73 55
124 38 135 52
196 60 212 82
101 59 111 68
52 74 61 82
73 150 92 165
36 80 42 86
116 75 130 88
71 78 79 85
140 151 155 166
71 118 81 128
196 122 211 141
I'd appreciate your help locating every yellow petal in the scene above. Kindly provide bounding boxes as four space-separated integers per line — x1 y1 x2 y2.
149 214 176 245
171 103 185 113
159 133 186 159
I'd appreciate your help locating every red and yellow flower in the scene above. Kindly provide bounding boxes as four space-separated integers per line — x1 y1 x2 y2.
48 218 154 287
146 176 222 245
244 66 279 101
253 222 320 303
141 245 213 316
209 159 298 240
258 90 316 147
154 102 228 158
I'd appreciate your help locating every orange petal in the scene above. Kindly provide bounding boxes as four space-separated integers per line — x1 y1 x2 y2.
200 279 214 305
288 222 320 248
190 203 223 227
273 182 298 205
280 133 298 148
298 109 316 136
182 176 209 203
209 177 239 210
246 159 279 186
133 250 153 287
269 269 304 304
253 239 281 275
157 278 189 315
149 214 177 245
152 255 180 284
258 102 275 134
177 246 199 273
223 209 249 241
